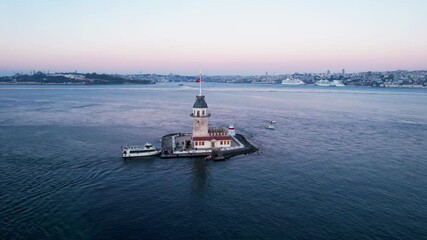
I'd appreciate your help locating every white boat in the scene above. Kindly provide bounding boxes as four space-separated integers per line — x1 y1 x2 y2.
265 125 275 130
122 143 161 158
332 80 345 87
315 79 345 87
315 79 333 87
281 77 305 85
268 120 276 124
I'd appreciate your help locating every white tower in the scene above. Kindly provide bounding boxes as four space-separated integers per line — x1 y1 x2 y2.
191 95 210 137
228 125 236 136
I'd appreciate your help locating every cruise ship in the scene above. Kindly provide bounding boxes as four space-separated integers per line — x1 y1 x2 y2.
332 80 345 87
315 80 345 87
281 77 305 85
315 79 332 86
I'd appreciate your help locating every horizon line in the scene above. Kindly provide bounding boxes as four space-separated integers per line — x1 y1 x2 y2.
2 68 427 77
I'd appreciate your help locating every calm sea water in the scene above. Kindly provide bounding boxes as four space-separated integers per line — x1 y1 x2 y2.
1 83 427 239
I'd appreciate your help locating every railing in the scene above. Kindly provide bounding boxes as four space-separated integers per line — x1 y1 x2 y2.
190 113 211 117
173 149 212 154
218 145 244 151
231 135 244 148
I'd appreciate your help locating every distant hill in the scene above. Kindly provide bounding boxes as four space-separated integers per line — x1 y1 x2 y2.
0 72 153 85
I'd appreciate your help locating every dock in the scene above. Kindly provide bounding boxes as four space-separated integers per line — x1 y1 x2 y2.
160 133 257 159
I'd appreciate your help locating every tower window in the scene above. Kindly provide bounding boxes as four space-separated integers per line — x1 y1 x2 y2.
202 110 205 115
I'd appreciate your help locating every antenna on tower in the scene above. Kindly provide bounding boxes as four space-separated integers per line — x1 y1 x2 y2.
199 69 202 96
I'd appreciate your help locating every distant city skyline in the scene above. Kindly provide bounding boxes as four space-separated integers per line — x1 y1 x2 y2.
1 0 427 76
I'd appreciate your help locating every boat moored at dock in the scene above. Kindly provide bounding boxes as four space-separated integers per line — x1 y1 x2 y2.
122 143 161 159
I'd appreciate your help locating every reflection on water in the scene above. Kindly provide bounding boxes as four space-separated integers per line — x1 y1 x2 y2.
190 158 210 196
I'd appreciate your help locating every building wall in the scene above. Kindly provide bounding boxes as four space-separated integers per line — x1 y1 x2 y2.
192 108 208 117
193 139 232 149
193 140 210 149
193 117 209 137
213 140 231 148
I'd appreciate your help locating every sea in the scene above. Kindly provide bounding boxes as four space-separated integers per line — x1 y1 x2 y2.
1 83 427 240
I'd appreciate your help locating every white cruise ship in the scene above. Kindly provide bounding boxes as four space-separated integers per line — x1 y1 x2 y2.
332 80 345 87
282 77 305 85
315 80 345 87
315 79 333 87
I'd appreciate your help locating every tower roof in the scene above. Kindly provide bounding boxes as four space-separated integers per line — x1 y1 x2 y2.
193 95 208 108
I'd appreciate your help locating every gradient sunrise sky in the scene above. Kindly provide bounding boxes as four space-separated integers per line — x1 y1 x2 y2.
1 0 426 75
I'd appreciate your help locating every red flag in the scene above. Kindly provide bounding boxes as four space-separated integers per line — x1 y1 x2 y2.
196 78 200 83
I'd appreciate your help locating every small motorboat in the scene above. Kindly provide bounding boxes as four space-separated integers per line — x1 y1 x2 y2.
268 120 276 124
265 125 275 130
122 143 161 159
205 151 227 161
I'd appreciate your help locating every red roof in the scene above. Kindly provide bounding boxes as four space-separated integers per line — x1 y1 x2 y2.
193 136 232 141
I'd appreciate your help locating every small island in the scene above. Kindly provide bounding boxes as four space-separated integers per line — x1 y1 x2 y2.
160 94 258 160
160 74 258 161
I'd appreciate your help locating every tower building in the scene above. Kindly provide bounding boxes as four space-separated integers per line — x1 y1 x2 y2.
190 95 210 137
190 94 231 149
190 72 231 149
157 70 258 160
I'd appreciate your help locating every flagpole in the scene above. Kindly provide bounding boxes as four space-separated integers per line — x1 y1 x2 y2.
199 69 202 96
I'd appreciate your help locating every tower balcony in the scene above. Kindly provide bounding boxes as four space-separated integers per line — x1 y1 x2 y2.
190 113 211 118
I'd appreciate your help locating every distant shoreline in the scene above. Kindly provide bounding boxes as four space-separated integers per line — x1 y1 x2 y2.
0 82 155 85
2 70 426 87
0 82 425 89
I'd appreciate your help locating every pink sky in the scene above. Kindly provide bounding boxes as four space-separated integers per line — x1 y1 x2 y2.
1 0 427 75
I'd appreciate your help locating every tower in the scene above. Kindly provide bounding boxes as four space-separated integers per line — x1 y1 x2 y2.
228 125 236 136
191 95 210 137
190 70 231 150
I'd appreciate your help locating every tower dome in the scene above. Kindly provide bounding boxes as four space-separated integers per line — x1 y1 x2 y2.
190 95 211 118
193 95 208 108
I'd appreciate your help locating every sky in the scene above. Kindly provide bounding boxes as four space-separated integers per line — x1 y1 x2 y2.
1 0 427 76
